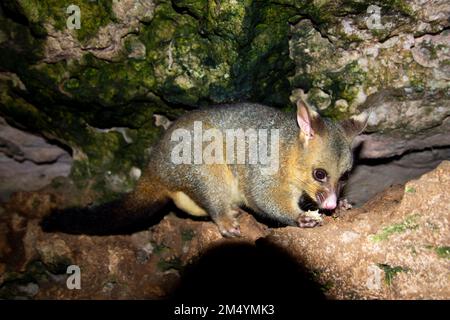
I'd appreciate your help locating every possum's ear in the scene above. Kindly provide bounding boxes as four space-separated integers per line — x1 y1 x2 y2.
296 98 321 143
340 110 370 141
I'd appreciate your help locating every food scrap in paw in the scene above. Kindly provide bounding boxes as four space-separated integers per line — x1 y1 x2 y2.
298 210 323 228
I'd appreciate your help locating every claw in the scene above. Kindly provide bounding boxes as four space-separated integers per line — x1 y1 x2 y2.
216 214 242 238
219 225 241 237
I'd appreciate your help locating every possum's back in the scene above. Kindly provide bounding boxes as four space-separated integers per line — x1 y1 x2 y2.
149 103 297 175
169 102 296 133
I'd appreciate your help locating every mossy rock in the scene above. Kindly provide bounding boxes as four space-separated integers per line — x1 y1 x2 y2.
0 0 443 198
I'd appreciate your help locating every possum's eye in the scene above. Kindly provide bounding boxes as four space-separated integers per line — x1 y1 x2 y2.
313 168 327 182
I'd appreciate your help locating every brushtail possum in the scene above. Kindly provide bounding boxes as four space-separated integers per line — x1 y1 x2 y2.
42 100 368 237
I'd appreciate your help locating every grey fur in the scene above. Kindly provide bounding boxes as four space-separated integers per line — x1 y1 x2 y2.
147 103 359 235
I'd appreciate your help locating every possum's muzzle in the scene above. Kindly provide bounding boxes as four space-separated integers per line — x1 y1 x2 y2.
316 191 337 210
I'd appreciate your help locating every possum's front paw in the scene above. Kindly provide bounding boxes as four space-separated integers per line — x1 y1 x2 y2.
218 224 241 237
333 198 353 217
297 214 323 228
338 198 352 210
216 216 241 237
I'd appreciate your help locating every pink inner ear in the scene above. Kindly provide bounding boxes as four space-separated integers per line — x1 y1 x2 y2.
297 104 314 139
297 114 311 137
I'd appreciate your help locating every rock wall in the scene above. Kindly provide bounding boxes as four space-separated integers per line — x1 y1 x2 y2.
1 1 448 197
0 116 72 202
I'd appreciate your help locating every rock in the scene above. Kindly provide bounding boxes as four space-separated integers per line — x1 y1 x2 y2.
4 191 64 219
36 238 73 273
0 191 269 299
345 147 450 206
356 125 450 159
288 4 449 159
0 0 297 191
0 162 449 299
43 0 156 63
0 116 69 164
267 161 450 299
16 282 39 297
412 32 450 76
0 117 72 201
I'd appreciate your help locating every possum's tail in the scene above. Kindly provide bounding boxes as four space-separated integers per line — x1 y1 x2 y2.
41 175 170 235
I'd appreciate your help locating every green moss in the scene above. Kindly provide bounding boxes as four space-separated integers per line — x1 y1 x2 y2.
420 41 437 59
232 1 296 106
172 0 207 18
320 280 334 292
64 78 80 90
405 186 416 193
381 0 414 16
2 0 381 198
377 263 409 286
0 15 43 68
0 84 50 131
49 177 65 189
1 79 160 200
3 0 114 40
306 88 331 109
152 243 169 256
301 2 334 24
13 0 42 23
435 247 450 259
369 28 390 40
0 260 57 299
204 0 251 41
181 229 195 242
370 214 420 242
42 255 72 275
318 62 367 119
157 257 182 272
89 177 123 204
408 76 425 92
342 33 364 44
309 268 334 292
42 0 113 41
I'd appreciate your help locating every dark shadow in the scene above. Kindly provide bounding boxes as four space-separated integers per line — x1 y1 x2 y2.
0 3 29 27
240 207 290 229
352 140 365 166
169 239 327 302
40 198 174 236
170 204 210 222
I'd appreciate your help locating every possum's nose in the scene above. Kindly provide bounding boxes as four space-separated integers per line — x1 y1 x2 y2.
320 193 337 210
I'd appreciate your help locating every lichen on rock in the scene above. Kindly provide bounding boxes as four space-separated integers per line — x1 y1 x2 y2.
0 0 301 197
0 0 448 238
